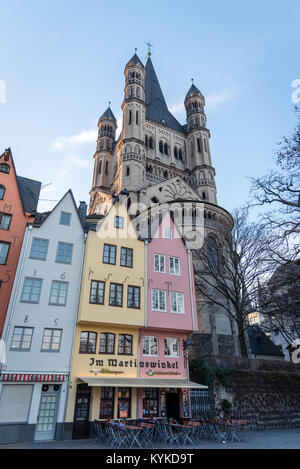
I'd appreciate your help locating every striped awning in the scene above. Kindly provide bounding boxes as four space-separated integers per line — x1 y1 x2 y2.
0 374 67 382
78 377 207 389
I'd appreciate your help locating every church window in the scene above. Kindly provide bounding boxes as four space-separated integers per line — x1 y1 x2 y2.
204 138 208 152
145 135 148 148
164 143 168 155
197 138 201 152
151 197 159 204
126 166 130 176
202 191 206 200
159 141 163 153
136 87 140 98
149 137 154 149
128 110 132 125
136 110 139 125
105 162 109 175
174 147 178 159
164 170 168 179
179 149 183 160
98 160 102 174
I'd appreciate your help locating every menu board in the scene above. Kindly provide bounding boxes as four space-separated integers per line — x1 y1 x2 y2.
182 389 190 417
160 390 167 417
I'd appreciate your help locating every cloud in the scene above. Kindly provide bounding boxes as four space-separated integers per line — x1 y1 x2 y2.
52 129 98 150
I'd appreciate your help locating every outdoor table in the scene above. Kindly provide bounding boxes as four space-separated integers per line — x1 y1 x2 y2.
122 425 146 448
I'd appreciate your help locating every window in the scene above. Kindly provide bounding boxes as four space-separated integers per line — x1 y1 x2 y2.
109 283 123 307
41 329 62 352
159 141 164 153
0 186 5 199
143 336 158 356
151 289 166 312
120 247 133 267
105 162 109 175
149 137 154 149
0 213 12 230
79 331 97 353
165 338 179 357
118 387 131 418
127 286 140 309
154 254 165 273
98 159 102 174
179 149 183 160
56 242 73 264
142 389 159 417
114 216 124 229
20 277 42 303
99 333 115 354
126 166 130 176
136 110 139 125
164 143 168 155
128 110 132 125
170 292 184 314
174 147 178 159
163 227 172 239
100 387 115 419
0 385 33 423
0 241 10 264
197 138 201 152
206 237 219 272
145 135 148 148
10 326 34 351
59 212 71 226
90 280 105 304
49 280 68 306
169 257 180 276
118 334 133 355
103 244 117 264
0 164 10 174
30 238 49 260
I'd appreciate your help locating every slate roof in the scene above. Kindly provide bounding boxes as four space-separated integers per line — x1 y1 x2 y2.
247 325 284 357
145 58 186 134
185 83 203 99
16 176 41 214
126 53 144 68
99 106 117 122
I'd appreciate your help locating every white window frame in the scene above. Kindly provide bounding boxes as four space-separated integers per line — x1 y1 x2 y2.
170 292 185 314
154 254 166 273
142 336 158 357
164 337 180 357
151 289 167 312
169 256 180 276
163 227 172 239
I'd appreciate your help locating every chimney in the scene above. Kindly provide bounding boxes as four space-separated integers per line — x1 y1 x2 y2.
78 201 87 226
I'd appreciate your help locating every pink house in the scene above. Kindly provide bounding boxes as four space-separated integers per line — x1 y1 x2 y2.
138 212 200 421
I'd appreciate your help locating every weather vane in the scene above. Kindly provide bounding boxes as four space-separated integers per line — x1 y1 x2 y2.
145 42 154 57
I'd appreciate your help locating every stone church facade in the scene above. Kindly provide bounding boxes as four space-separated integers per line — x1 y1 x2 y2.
88 52 240 358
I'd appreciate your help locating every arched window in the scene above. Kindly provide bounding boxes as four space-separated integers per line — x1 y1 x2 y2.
164 170 168 179
0 164 10 174
136 110 139 125
178 149 183 160
149 137 154 149
128 110 132 125
126 166 130 176
159 141 164 153
174 147 178 159
202 191 206 200
127 197 131 210
145 135 148 149
151 197 159 204
136 87 140 98
0 185 5 200
197 138 201 152
164 143 168 155
98 160 102 174
206 237 219 272
105 162 109 175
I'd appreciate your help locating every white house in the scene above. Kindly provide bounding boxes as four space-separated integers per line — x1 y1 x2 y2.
0 190 86 443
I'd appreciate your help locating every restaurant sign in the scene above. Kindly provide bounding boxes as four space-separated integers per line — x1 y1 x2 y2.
89 357 180 371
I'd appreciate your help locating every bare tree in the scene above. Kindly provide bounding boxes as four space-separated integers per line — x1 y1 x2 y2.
193 208 271 357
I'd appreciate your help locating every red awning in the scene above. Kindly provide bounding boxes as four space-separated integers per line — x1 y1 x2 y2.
0 373 67 382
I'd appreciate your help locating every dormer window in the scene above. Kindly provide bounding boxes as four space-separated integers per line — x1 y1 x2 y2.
0 164 10 174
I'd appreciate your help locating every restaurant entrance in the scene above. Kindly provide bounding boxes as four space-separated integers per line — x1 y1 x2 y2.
72 384 91 439
166 391 180 421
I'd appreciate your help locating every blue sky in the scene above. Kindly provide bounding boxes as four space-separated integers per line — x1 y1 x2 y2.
0 0 299 215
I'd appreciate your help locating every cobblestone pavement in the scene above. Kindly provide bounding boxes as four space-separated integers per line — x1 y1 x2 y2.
0 429 300 449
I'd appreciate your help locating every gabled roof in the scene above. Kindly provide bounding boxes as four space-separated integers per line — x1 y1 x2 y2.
145 58 186 134
16 176 41 214
99 106 117 122
126 53 144 68
185 83 203 99
247 325 284 357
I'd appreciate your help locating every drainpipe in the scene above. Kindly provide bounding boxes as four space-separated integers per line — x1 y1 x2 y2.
61 230 87 439
187 250 196 332
145 240 148 329
3 224 33 344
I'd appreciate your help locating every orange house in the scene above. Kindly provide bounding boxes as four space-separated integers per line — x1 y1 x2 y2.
0 148 41 336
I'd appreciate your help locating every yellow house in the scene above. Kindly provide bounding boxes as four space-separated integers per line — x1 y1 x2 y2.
65 199 145 439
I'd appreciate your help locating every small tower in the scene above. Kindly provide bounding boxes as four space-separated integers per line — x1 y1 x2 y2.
89 105 117 215
185 82 217 204
119 52 146 192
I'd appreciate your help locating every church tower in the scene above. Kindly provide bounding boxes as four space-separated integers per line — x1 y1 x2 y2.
119 53 146 192
185 83 217 204
89 105 117 215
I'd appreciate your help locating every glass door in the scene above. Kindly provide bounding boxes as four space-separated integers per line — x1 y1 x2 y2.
35 387 60 441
